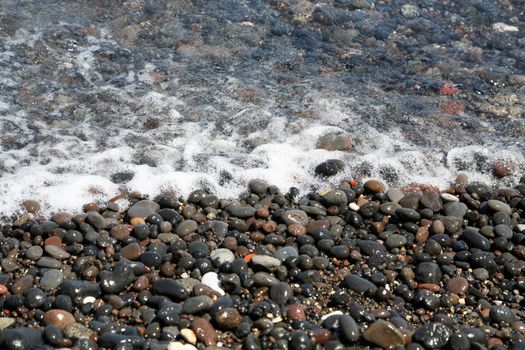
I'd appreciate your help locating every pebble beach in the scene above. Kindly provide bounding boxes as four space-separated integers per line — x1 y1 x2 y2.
1 0 525 349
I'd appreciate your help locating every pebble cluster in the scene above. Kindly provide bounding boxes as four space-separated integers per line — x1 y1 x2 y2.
1 175 525 350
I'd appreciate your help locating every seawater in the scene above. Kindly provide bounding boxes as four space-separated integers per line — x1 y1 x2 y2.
0 1 523 215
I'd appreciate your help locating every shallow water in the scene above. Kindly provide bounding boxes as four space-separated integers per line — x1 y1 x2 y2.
0 0 524 215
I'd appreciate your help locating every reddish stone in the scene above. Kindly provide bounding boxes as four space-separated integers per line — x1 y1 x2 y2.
0 284 8 295
45 236 62 247
43 309 76 330
51 212 73 224
192 318 218 346
493 160 514 178
287 304 306 321
111 224 133 240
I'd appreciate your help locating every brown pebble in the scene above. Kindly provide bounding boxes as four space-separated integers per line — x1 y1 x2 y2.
193 283 222 300
192 318 218 346
415 226 429 242
13 213 30 227
262 221 277 233
288 223 306 237
492 160 513 178
455 173 469 185
306 220 329 234
364 180 386 193
446 277 469 295
121 243 142 260
11 275 33 294
133 275 150 291
214 307 242 330
51 212 73 224
83 203 100 212
287 304 306 321
431 220 445 234
222 237 237 251
418 283 440 293
22 200 41 213
256 207 269 218
130 217 146 226
43 309 76 330
111 224 133 240
488 338 504 347
363 320 405 348
313 329 331 345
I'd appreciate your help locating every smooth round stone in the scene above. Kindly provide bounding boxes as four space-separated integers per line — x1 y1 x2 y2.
387 188 403 202
210 248 235 266
111 224 133 240
494 224 513 239
99 333 144 348
287 304 306 321
22 200 41 213
379 202 402 215
43 309 76 330
444 202 468 219
225 204 257 218
441 193 459 202
249 179 269 195
395 208 421 222
385 234 407 249
270 282 293 305
180 328 197 345
446 277 468 295
487 200 512 215
473 268 489 281
364 180 385 193
363 320 405 348
188 241 209 259
413 322 452 349
192 318 218 346
462 230 491 251
251 255 281 270
25 287 46 308
64 323 93 339
340 315 360 342
436 215 462 234
201 272 225 295
182 296 214 314
420 192 442 211
282 210 309 225
40 269 64 291
176 220 198 237
490 305 516 323
121 243 142 260
289 331 313 350
26 246 43 260
1 327 44 350
315 159 344 177
152 279 189 301
330 245 349 259
344 274 377 295
288 223 307 237
448 333 470 350
86 211 107 230
213 307 242 330
45 245 70 259
322 190 348 206
254 272 279 287
128 200 160 219
44 324 63 346
11 275 33 294
399 192 422 210
274 246 299 262
416 262 442 284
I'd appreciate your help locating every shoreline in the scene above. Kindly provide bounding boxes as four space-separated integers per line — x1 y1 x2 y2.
0 175 524 349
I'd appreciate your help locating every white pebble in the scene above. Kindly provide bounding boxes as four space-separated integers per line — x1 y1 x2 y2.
180 328 197 345
492 22 519 32
440 193 459 202
168 342 197 350
82 296 96 304
320 310 343 321
201 272 225 295
516 224 525 232
349 203 360 211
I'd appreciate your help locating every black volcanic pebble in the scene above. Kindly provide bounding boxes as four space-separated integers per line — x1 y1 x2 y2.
1 176 525 350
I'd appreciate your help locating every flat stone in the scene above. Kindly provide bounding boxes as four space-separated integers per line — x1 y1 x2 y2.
363 320 405 348
421 192 442 211
282 210 309 225
182 296 213 315
43 309 76 330
44 245 70 259
128 200 160 219
446 277 469 295
274 246 299 262
176 220 198 237
487 200 512 215
251 255 282 270
192 318 218 346
111 224 133 240
344 274 377 295
40 269 64 291
64 322 93 339
441 193 459 202
86 211 107 230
